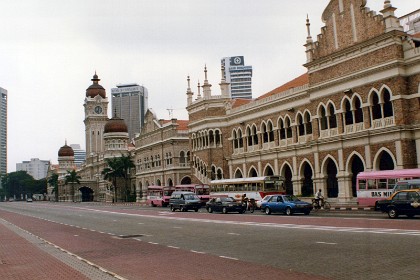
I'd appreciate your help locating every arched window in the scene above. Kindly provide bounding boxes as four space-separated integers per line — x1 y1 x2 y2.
383 89 393 118
233 130 238 149
215 130 221 146
253 125 259 145
238 129 243 148
328 104 337 128
297 114 305 136
279 119 285 140
285 118 292 139
344 100 353 125
305 112 312 134
354 97 363 123
372 92 382 120
262 123 268 143
268 121 274 142
247 127 253 146
320 107 328 130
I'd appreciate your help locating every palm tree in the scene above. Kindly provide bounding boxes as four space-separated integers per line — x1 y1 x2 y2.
47 173 59 202
64 170 81 202
119 154 135 202
102 157 123 203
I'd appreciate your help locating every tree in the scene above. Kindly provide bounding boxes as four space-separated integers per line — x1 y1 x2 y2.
1 171 36 200
119 154 135 202
48 173 59 201
102 157 124 203
64 170 81 202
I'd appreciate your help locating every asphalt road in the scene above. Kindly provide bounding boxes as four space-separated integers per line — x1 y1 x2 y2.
1 202 419 280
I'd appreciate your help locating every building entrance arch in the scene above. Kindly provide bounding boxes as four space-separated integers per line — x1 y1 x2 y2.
79 186 94 202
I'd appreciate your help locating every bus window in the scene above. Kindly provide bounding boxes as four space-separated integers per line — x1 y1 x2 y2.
358 179 367 190
367 179 377 189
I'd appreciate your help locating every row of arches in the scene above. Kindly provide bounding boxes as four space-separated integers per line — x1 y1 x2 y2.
225 149 396 198
192 129 222 150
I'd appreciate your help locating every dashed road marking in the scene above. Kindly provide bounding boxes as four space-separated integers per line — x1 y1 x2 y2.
168 245 180 249
191 250 205 254
316 241 337 245
220 256 238 260
227 232 240 236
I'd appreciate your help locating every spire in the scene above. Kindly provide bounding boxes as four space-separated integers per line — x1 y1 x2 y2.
381 0 403 32
306 14 312 41
186 75 194 106
219 64 230 98
196 80 202 99
202 65 212 99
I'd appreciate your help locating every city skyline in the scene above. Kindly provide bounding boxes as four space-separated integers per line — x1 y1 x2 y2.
0 0 418 172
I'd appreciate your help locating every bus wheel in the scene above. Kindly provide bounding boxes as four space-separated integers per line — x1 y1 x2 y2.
388 208 398 219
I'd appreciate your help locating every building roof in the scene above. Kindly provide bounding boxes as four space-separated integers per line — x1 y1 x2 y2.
86 73 106 98
231 98 253 109
58 143 74 157
161 119 189 130
104 116 128 133
257 73 309 100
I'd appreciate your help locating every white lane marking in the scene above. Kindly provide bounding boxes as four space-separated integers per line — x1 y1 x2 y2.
227 232 240 236
316 241 337 245
74 235 79 237
191 250 205 254
220 256 238 260
138 223 144 225
68 206 420 236
173 226 182 229
168 246 180 249
148 242 159 245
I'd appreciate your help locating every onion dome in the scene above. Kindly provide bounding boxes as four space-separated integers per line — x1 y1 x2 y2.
104 114 128 133
58 141 74 157
86 72 106 98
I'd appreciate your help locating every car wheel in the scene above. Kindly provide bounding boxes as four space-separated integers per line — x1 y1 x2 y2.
285 207 292 216
207 207 213 213
304 210 310 215
265 207 271 215
170 205 175 212
406 214 414 218
180 206 185 212
388 208 398 219
222 207 228 214
194 208 199 212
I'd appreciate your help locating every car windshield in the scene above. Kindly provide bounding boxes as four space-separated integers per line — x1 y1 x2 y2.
283 195 300 202
184 194 199 200
262 196 271 201
221 197 235 202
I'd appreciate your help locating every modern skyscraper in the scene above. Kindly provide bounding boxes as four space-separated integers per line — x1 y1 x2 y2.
221 56 253 99
0 87 7 176
111 83 148 140
70 144 86 167
16 158 50 180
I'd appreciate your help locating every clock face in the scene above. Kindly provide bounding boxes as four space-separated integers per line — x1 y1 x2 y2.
233 57 241 65
94 106 102 114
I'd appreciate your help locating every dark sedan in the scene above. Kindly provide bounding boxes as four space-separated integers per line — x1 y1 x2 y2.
375 190 420 218
261 195 313 215
206 197 245 214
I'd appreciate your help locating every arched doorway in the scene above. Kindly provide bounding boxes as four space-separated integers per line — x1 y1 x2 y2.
378 151 394 170
284 165 293 195
180 176 191 184
167 178 173 186
350 156 364 197
326 159 338 198
264 166 274 176
301 163 313 197
79 186 94 202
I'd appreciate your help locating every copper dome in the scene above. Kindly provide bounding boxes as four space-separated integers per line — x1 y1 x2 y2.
104 116 128 133
86 72 106 98
58 143 74 157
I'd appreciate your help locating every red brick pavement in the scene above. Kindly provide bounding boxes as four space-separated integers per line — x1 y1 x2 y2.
0 210 332 280
0 220 90 280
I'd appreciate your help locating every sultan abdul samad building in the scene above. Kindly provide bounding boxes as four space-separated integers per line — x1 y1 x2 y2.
49 0 420 205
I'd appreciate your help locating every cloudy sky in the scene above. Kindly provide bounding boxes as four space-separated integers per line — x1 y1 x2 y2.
1 0 418 172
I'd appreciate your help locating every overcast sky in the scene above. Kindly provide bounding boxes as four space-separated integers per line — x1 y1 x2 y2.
1 0 418 172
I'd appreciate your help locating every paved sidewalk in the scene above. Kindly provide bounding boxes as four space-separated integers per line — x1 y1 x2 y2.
0 218 121 280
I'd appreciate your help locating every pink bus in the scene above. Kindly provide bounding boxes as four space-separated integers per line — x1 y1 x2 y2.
174 184 210 204
356 169 420 207
146 186 164 207
146 186 175 207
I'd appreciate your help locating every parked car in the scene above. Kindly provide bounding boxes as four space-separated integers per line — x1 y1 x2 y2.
375 190 420 218
26 198 33 202
256 195 273 209
261 195 313 215
169 191 201 212
206 197 245 214
391 180 420 193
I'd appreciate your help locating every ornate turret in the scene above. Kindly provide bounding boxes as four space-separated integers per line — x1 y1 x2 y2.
86 72 106 98
186 76 194 106
202 65 212 99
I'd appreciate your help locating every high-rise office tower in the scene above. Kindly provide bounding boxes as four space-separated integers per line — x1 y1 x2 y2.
70 144 86 167
0 87 7 176
221 56 253 99
16 158 50 180
111 83 148 140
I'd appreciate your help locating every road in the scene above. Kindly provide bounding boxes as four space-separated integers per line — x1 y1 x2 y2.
1 202 419 280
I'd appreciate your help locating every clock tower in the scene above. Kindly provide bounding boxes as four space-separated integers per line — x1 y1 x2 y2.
83 72 109 157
